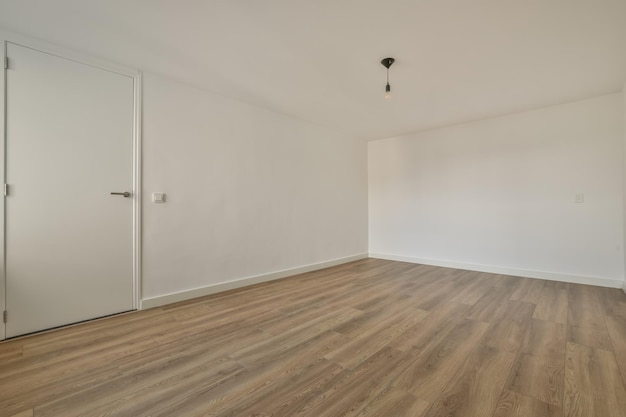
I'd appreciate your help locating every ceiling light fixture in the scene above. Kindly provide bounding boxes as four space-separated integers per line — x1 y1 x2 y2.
381 57 395 100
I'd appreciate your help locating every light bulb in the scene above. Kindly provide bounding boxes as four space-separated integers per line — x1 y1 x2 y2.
381 57 395 101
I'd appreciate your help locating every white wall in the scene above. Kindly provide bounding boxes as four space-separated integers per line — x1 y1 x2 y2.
369 93 625 287
142 73 368 304
623 83 626 292
0 29 368 311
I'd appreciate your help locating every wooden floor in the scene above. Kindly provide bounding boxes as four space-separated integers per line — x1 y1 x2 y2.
1 259 626 417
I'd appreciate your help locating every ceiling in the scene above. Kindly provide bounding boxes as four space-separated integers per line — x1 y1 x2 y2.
1 0 625 141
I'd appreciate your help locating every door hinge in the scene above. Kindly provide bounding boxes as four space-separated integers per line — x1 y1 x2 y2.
4 57 7 70
3 184 7 196
2 311 6 324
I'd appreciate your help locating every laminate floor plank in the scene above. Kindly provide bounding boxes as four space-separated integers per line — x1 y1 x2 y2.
544 280 569 290
597 287 626 386
492 389 561 417
36 356 243 417
355 389 430 417
186 332 348 417
392 318 489 402
0 259 624 417
481 300 535 353
490 274 522 289
521 319 566 359
228 308 361 366
5 326 268 416
568 284 606 329
413 279 465 311
221 360 345 417
563 342 626 417
604 312 626 386
448 274 493 305
597 287 626 319
325 306 428 369
501 301 567 411
510 278 545 304
162 333 347 417
286 285 381 316
0 342 23 364
388 301 470 352
533 287 568 324
297 346 409 417
9 410 33 417
567 323 613 351
506 353 564 407
424 344 516 417
465 285 514 322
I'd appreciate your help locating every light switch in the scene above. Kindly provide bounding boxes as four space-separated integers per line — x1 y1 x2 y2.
575 193 584 203
152 192 166 203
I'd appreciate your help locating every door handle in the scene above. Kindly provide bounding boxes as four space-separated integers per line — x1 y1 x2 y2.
111 192 131 198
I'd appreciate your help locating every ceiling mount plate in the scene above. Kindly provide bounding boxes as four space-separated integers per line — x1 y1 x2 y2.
381 57 395 68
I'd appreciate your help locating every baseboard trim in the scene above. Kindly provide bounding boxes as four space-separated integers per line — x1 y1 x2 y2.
141 253 368 309
369 253 624 289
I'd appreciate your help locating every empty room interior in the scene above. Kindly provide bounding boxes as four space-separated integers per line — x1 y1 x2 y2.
1 1 626 416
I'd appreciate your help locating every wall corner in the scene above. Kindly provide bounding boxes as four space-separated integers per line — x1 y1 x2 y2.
623 82 626 292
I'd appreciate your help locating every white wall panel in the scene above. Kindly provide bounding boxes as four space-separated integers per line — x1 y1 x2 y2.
369 94 624 286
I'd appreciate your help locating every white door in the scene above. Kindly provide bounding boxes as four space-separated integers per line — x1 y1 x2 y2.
5 42 135 338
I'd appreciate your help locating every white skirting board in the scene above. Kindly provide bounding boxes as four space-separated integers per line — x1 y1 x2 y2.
141 253 368 309
369 253 624 289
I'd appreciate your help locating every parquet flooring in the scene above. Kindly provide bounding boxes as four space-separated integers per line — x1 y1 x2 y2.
1 258 626 416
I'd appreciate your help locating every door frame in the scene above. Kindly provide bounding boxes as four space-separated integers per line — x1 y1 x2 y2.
1 33 143 340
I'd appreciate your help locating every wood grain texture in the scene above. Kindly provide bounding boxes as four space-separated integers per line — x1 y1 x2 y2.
568 284 605 328
603 312 626 387
482 300 536 353
493 390 561 417
563 342 626 417
567 324 612 351
533 287 568 324
522 319 566 359
9 410 33 417
510 278 545 303
505 309 566 408
506 353 564 407
0 258 625 416
393 319 489 402
597 287 626 386
424 345 516 417
355 389 430 417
